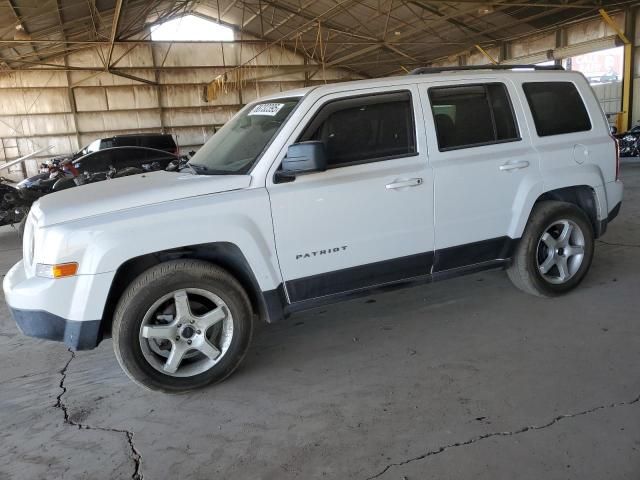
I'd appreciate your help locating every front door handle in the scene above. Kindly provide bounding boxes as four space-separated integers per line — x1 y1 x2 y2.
499 160 529 172
386 178 423 189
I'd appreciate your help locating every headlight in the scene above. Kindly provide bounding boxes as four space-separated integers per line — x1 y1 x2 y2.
36 262 78 279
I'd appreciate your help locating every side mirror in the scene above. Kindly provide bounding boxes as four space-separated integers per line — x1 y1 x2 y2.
610 125 618 135
278 141 327 180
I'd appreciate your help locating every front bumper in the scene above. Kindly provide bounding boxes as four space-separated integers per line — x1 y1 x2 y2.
10 307 101 350
3 260 113 350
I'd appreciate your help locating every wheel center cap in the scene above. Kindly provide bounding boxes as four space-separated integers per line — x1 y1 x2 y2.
181 325 196 339
557 247 564 256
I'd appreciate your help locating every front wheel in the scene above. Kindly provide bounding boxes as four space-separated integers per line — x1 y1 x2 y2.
112 260 253 393
507 201 595 297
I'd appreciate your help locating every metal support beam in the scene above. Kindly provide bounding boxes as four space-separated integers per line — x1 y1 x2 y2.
624 7 637 131
106 0 123 69
599 8 633 131
475 44 498 64
554 27 566 67
151 47 166 133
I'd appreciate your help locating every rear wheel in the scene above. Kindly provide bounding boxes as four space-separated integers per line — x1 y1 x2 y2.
112 260 253 393
507 201 594 297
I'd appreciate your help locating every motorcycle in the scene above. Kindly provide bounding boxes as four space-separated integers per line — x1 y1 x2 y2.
615 121 640 158
10 161 163 238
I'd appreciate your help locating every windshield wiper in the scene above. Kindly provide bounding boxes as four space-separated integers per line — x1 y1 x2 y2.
188 163 236 175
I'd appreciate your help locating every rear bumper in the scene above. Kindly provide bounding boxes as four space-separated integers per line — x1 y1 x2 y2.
10 307 101 350
598 201 622 237
607 201 621 223
596 179 623 237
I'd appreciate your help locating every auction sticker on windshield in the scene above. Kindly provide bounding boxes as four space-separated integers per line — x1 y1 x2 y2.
248 103 285 116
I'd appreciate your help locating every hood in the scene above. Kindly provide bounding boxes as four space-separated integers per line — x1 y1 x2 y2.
34 170 251 227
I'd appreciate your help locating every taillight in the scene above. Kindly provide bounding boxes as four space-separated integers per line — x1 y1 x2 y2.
611 134 620 180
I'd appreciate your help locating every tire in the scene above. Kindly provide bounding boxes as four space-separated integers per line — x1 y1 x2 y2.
112 260 253 393
507 201 594 297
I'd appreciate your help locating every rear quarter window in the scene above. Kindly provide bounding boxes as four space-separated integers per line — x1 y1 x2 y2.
522 82 591 137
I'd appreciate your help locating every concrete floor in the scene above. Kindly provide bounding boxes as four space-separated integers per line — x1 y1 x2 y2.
1 163 639 480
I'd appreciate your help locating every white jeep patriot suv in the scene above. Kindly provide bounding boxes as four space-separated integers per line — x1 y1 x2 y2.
4 65 623 392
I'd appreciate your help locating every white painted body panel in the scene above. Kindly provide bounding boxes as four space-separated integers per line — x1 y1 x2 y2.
418 78 543 249
3 260 114 321
34 170 251 227
267 84 434 283
28 187 281 287
3 69 622 326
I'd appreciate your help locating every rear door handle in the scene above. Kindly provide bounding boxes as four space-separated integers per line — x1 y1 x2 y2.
386 178 423 189
499 160 529 172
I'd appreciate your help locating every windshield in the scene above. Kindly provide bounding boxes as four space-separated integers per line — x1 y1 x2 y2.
87 139 101 153
188 97 300 174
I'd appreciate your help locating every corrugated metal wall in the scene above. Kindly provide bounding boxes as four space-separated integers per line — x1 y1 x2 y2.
431 11 639 129
0 40 359 178
1 10 639 179
592 81 623 116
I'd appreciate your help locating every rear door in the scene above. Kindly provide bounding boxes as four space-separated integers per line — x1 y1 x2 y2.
418 79 542 272
110 148 150 170
74 151 112 173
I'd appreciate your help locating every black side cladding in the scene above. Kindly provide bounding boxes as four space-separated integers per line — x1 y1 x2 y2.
10 307 101 350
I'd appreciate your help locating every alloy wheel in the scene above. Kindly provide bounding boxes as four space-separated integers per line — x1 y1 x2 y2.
536 219 586 285
139 288 234 377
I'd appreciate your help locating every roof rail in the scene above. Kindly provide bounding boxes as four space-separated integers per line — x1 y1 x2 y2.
408 65 564 75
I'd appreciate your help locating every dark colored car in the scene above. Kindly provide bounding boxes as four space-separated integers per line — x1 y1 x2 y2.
43 133 179 167
615 124 640 158
72 146 178 174
17 147 178 191
79 133 178 157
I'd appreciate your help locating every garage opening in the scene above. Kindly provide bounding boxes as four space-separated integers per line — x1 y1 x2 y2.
150 14 234 41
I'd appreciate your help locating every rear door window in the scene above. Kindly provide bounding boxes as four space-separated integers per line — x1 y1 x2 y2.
522 82 591 137
144 135 175 150
428 83 519 151
99 139 115 149
75 151 111 173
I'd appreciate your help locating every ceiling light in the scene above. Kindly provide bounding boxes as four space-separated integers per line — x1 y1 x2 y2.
14 24 31 41
477 5 494 15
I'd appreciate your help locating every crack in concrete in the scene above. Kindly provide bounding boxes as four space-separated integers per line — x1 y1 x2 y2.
597 240 640 248
55 349 143 480
366 393 640 479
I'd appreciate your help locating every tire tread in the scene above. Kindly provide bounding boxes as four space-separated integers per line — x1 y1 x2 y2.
112 259 253 393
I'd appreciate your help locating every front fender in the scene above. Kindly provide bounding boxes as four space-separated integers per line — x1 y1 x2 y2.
38 188 282 292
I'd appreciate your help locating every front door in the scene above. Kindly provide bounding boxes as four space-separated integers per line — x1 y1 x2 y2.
267 86 434 303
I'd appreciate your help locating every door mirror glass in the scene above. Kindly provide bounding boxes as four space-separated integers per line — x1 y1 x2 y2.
280 141 327 177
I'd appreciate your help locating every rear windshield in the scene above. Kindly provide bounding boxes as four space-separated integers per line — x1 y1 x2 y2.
522 82 591 137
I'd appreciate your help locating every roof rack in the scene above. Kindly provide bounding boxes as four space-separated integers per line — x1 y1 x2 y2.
408 65 564 75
